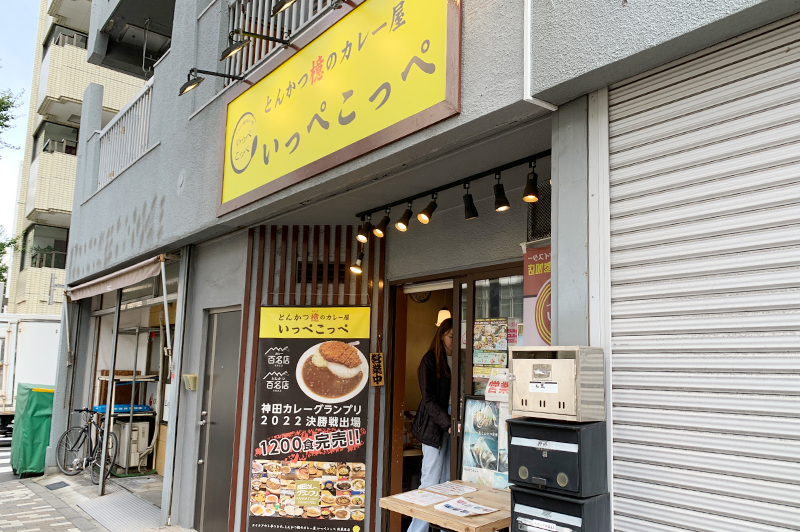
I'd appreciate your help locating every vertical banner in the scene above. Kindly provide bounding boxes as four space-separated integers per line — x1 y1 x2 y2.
248 307 371 530
522 247 552 346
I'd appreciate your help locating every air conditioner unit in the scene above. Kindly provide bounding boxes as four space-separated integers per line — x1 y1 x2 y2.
112 421 150 469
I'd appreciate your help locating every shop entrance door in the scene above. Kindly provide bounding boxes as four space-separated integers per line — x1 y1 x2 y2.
387 264 522 532
195 309 242 532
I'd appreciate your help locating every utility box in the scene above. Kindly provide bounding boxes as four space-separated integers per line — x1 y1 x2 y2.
508 346 604 422
112 420 150 469
511 485 610 532
507 418 607 498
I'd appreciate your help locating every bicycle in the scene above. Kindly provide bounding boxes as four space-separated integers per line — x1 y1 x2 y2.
55 408 118 484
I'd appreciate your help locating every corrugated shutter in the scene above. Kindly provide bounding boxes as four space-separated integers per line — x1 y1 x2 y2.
607 13 800 532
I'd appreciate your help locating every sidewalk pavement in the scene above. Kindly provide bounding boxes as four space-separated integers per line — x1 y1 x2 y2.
0 474 192 532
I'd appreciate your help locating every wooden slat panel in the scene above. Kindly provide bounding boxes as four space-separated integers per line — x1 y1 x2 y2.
267 226 277 306
344 226 352 306
333 226 341 305
279 226 288 305
312 226 320 305
370 234 386 532
300 226 309 305
290 226 299 305
322 226 330 306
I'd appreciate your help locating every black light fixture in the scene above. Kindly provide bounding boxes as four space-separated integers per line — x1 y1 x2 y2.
356 216 372 243
179 68 243 96
523 161 540 203
271 0 297 16
220 28 290 61
463 183 479 220
395 202 413 232
494 172 510 212
350 250 364 274
417 193 438 224
373 209 391 238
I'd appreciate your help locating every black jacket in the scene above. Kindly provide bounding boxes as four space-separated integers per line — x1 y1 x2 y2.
411 351 451 448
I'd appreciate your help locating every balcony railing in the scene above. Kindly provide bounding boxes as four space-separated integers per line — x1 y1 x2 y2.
30 251 67 270
226 0 337 79
42 138 78 156
54 32 88 50
97 79 154 190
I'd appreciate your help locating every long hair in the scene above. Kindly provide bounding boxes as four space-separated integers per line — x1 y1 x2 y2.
428 318 453 379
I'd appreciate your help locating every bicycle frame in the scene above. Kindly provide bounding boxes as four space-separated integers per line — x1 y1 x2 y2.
67 416 107 471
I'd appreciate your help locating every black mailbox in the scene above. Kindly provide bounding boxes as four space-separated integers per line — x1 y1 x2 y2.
511 485 610 532
507 418 606 498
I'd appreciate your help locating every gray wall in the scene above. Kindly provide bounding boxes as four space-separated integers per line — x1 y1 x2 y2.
529 0 800 105
68 0 538 286
171 229 248 529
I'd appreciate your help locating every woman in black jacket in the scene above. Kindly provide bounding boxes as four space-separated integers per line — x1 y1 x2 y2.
409 318 453 532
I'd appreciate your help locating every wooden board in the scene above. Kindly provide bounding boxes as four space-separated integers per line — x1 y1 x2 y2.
379 480 511 532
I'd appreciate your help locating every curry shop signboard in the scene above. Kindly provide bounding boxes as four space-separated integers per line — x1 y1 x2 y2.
219 0 461 216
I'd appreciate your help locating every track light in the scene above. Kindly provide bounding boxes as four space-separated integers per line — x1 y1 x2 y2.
494 172 510 212
350 251 364 274
373 209 390 238
179 68 243 96
356 216 372 243
396 202 413 232
523 162 540 203
417 193 438 224
463 183 479 220
271 0 297 16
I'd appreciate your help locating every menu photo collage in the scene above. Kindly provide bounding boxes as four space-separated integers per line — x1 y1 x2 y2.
250 460 366 521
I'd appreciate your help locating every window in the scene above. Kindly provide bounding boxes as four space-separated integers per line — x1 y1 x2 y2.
20 225 69 270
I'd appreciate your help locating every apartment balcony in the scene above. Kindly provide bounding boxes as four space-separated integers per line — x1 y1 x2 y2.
26 140 77 226
14 265 66 316
88 0 174 79
37 29 144 126
48 0 91 33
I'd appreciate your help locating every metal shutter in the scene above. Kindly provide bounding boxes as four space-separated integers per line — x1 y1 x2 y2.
607 14 800 532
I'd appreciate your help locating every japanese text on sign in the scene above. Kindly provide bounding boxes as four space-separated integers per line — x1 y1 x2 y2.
221 0 459 214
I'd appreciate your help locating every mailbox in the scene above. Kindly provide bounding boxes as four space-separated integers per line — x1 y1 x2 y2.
511 485 610 532
507 418 607 498
508 346 604 422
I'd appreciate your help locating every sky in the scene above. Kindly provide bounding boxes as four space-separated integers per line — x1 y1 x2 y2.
0 0 40 238
0 0 40 274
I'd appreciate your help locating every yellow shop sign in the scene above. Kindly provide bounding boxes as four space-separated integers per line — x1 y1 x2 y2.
219 0 461 216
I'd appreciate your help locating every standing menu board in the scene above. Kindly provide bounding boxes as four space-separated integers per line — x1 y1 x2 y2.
247 307 371 530
461 396 510 490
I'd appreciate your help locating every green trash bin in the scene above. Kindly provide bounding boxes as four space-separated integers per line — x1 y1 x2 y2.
10 383 55 475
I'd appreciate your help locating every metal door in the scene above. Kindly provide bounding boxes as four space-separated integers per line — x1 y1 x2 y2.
195 309 242 532
608 13 800 532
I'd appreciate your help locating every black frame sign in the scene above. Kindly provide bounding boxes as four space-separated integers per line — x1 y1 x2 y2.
247 307 371 530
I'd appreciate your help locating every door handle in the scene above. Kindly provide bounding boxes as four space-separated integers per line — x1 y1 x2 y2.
198 459 204 465
199 420 207 426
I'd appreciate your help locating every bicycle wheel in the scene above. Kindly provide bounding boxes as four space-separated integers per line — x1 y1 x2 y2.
89 431 118 484
56 428 88 476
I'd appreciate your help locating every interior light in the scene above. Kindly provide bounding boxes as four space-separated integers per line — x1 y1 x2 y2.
463 183 479 220
494 172 510 212
523 162 540 203
395 202 413 232
373 209 391 238
271 0 297 16
350 251 364 275
417 193 438 224
436 306 451 326
356 216 372 243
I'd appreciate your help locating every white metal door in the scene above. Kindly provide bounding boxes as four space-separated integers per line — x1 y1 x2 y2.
608 14 800 532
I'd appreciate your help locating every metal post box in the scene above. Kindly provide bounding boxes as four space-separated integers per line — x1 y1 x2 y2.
511 485 610 532
507 418 606 498
508 346 604 422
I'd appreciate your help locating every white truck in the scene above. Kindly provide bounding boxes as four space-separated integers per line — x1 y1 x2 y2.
0 314 61 434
